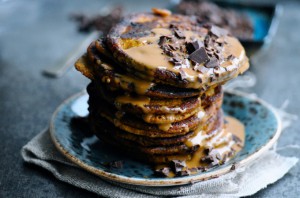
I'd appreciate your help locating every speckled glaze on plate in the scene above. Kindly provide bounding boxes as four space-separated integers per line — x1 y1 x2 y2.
49 90 281 186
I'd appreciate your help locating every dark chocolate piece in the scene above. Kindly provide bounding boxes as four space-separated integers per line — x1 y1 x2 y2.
230 163 236 171
171 160 186 173
174 29 185 39
155 167 171 177
186 40 204 54
188 47 209 64
205 57 219 68
210 25 228 37
177 170 191 177
158 36 167 46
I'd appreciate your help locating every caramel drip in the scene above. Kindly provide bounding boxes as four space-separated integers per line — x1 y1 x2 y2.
114 74 154 95
115 95 151 109
142 106 203 124
158 123 172 132
156 116 245 177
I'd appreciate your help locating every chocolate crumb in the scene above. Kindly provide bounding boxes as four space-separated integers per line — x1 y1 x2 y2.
227 54 235 60
186 40 204 54
177 170 191 177
230 163 236 171
205 57 219 68
155 167 171 177
171 160 186 173
179 68 188 80
210 25 229 38
174 29 186 39
158 36 167 46
204 147 213 155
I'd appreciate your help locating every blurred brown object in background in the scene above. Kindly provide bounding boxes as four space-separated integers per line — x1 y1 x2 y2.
70 6 124 35
176 0 253 40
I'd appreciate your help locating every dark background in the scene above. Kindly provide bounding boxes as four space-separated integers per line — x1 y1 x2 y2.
1 0 300 197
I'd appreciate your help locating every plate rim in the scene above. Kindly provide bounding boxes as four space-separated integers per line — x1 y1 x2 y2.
49 90 282 186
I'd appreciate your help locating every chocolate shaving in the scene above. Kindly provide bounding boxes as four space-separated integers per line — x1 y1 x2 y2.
171 160 186 173
230 163 236 171
186 40 204 54
210 25 228 38
155 167 171 177
205 57 219 68
168 44 177 51
177 170 191 177
188 47 209 64
174 29 185 39
227 54 235 60
158 36 167 46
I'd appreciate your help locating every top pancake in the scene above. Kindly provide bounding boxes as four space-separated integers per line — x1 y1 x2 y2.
107 13 249 89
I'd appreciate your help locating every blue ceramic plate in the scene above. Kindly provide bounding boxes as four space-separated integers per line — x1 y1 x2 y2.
50 90 281 186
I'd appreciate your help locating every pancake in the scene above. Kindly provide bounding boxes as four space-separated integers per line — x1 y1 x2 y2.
74 10 249 176
87 81 202 115
107 13 249 89
76 40 204 98
90 108 222 147
88 93 222 138
91 111 225 164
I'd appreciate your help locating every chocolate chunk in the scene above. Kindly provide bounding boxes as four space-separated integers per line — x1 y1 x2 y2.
201 155 214 163
174 30 185 39
158 36 167 46
179 68 188 80
169 23 178 29
230 163 236 171
210 25 228 37
109 160 123 169
227 54 235 60
161 44 174 57
177 170 190 177
188 47 209 64
205 57 219 68
171 160 186 173
168 44 177 51
170 56 181 63
155 167 171 177
186 40 204 54
204 147 213 155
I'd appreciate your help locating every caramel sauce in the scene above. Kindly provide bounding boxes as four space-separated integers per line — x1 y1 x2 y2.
142 106 202 124
114 74 154 95
158 123 172 132
156 116 245 177
115 95 151 109
123 27 248 89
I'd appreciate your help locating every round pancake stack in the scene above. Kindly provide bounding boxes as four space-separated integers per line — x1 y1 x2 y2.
75 10 249 177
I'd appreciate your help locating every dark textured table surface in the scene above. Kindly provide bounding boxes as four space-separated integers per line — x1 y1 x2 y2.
1 0 300 197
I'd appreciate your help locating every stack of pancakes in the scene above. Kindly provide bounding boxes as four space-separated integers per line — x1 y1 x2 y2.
75 10 249 176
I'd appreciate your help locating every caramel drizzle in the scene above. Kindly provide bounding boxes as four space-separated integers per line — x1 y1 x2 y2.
123 28 248 89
